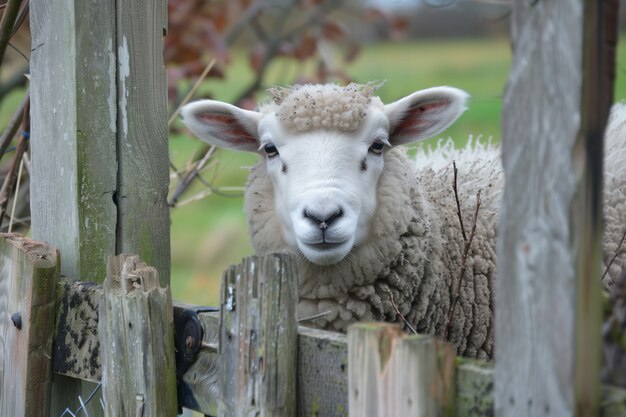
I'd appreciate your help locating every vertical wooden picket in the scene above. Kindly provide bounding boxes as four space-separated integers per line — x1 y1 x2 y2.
0 234 59 417
29 0 170 415
495 1 618 416
348 323 456 417
219 254 299 417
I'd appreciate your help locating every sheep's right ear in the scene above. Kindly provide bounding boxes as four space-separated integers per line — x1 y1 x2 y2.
181 100 261 153
384 87 469 146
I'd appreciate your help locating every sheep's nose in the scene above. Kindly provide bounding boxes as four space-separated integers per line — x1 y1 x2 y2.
303 207 344 230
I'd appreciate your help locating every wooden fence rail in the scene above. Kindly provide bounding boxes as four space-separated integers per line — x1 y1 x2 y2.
15 248 622 417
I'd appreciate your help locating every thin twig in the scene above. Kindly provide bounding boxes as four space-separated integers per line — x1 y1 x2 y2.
443 189 481 341
0 90 29 157
453 161 468 243
0 98 29 229
0 0 23 69
169 144 218 206
602 226 626 282
8 156 24 232
383 287 418 335
168 58 216 128
298 310 332 323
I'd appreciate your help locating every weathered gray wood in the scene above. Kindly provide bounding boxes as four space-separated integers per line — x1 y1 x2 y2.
0 234 59 417
347 323 455 417
30 0 117 284
219 254 298 417
99 254 177 417
495 2 618 416
30 0 117 411
115 0 170 285
47 278 626 416
31 0 170 412
298 326 348 417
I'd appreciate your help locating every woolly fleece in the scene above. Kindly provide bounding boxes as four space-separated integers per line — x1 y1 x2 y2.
245 102 626 360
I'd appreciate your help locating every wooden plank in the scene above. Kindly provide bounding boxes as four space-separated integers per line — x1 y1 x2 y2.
115 0 170 285
0 234 59 417
30 0 117 283
99 254 177 416
30 0 116 409
297 326 349 417
219 254 298 417
48 280 626 416
495 2 618 416
347 323 455 417
456 360 493 417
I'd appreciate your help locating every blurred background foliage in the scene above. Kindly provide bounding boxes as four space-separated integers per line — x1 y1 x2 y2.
165 0 626 305
0 0 625 306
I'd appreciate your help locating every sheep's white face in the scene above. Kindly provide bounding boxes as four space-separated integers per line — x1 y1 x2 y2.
255 110 390 264
181 84 468 266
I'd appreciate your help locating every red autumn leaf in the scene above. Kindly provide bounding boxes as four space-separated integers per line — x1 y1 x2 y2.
249 44 266 72
293 34 317 60
322 19 347 41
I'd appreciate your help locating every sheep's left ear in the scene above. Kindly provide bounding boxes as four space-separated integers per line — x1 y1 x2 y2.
384 87 469 146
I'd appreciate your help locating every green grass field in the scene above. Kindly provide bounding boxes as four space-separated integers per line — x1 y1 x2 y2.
170 36 626 305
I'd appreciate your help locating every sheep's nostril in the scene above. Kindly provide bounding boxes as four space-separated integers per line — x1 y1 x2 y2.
304 207 344 229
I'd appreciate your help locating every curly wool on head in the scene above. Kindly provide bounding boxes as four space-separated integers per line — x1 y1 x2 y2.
264 82 383 133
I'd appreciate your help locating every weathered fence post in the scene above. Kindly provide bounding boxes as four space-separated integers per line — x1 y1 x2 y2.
99 254 177 416
347 323 456 417
29 0 169 413
219 254 298 417
0 234 59 417
495 1 618 416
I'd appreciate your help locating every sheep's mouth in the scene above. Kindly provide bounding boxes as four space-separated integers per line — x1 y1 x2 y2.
297 238 353 265
306 242 346 251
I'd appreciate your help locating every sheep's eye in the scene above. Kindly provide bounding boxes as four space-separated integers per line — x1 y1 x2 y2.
264 144 279 158
368 141 385 155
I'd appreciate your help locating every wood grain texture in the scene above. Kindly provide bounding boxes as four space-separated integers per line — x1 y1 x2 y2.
46 280 626 416
98 254 177 417
219 254 298 417
347 323 455 417
30 0 117 283
0 234 59 417
495 2 617 416
115 0 170 285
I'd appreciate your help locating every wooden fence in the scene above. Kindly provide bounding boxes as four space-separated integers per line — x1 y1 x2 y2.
0 0 625 416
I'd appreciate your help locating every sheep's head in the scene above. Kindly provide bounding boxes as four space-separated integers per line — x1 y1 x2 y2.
182 84 468 266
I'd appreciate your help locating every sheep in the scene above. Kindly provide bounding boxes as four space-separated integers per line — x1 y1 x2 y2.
181 83 626 359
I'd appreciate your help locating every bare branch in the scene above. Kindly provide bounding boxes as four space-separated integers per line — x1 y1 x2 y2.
0 89 28 156
168 58 216 129
453 160 468 243
444 187 481 341
602 226 626 282
383 286 418 335
168 144 217 206
0 96 29 228
0 0 24 68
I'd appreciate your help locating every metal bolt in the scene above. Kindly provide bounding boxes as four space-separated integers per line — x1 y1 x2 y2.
11 313 22 330
11 312 22 330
